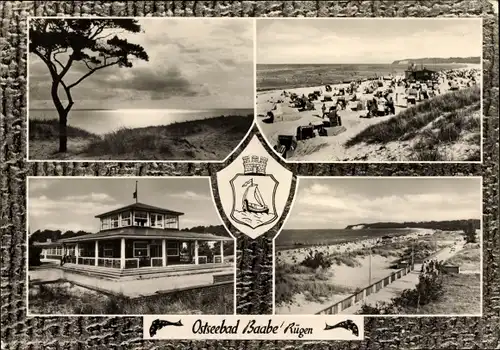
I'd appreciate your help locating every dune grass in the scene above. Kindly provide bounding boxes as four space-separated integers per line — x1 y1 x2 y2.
447 247 481 271
403 273 481 315
275 262 354 305
30 282 233 315
29 119 98 141
29 115 253 160
345 86 481 148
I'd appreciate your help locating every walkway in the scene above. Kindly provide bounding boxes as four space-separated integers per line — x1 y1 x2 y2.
29 266 234 298
339 242 465 314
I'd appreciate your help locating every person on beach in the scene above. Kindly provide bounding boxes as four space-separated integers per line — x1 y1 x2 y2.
322 103 327 117
387 96 395 115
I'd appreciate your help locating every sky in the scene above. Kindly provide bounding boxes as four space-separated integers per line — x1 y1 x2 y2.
285 178 482 230
28 178 223 233
257 18 482 64
29 18 254 109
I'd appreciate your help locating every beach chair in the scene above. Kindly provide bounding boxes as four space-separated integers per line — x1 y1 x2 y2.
296 125 315 141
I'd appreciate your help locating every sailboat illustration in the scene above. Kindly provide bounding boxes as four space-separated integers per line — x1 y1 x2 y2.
242 179 269 214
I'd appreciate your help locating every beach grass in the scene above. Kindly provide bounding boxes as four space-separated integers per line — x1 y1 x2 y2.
402 273 481 315
30 282 233 315
28 114 253 160
275 262 354 305
345 86 481 160
29 118 98 140
446 247 481 271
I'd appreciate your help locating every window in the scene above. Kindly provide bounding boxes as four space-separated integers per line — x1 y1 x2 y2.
101 217 110 230
111 214 119 228
150 213 164 229
133 241 148 257
166 241 179 256
121 211 131 226
134 211 148 227
103 244 114 258
165 215 178 229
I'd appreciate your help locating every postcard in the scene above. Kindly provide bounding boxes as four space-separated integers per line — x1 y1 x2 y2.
1 4 498 350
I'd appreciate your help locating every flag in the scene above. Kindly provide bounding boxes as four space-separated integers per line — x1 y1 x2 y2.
133 181 138 201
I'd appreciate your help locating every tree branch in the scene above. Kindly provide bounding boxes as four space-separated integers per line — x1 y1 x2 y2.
60 80 74 113
67 60 120 89
95 30 124 42
52 48 68 71
89 23 107 40
33 49 58 81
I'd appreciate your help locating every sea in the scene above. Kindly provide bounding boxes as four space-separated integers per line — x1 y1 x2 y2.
276 228 418 251
257 63 470 91
29 108 254 135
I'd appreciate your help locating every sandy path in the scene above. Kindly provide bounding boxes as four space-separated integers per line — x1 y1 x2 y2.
339 240 467 314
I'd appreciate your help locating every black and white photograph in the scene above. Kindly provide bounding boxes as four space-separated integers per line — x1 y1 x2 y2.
27 177 235 315
256 18 482 162
28 18 254 161
275 177 482 315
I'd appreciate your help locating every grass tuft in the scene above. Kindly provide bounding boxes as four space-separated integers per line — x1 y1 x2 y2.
345 86 481 147
29 119 97 141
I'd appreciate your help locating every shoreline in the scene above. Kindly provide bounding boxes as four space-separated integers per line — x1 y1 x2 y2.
257 63 481 92
276 228 434 265
276 227 430 252
29 112 253 137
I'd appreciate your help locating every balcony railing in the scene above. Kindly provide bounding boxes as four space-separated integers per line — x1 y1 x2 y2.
125 258 139 269
98 258 120 268
151 257 163 267
213 255 223 263
78 257 96 265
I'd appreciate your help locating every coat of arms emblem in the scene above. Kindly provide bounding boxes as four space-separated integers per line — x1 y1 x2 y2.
230 155 278 229
216 135 293 239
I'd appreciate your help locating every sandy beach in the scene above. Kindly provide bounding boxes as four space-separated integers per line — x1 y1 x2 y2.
257 66 481 161
277 228 433 265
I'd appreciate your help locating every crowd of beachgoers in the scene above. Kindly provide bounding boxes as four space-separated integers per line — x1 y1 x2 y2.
277 229 434 266
260 66 481 124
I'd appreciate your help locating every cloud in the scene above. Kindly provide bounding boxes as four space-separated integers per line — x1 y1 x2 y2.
287 180 481 229
257 19 482 64
28 194 118 232
62 193 115 202
29 18 254 109
168 191 212 201
28 179 51 192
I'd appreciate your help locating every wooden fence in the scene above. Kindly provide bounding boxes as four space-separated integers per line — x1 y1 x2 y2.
315 264 414 315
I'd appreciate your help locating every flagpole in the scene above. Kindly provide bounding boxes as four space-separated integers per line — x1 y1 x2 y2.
135 181 138 203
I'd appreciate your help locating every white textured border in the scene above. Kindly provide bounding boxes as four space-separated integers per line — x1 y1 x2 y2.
26 175 237 317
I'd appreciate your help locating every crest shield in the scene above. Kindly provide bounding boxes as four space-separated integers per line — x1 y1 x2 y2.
216 135 293 239
229 173 278 229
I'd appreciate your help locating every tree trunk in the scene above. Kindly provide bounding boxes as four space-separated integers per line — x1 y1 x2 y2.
51 81 68 153
59 112 68 152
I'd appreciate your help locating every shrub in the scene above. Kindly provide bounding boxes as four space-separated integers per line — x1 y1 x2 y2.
463 220 477 243
359 269 444 314
28 240 42 267
300 251 332 269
